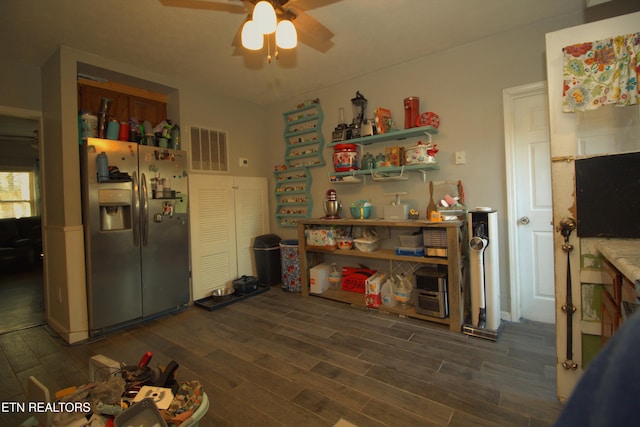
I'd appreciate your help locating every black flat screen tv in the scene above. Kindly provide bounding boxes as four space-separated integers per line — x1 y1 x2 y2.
575 151 640 238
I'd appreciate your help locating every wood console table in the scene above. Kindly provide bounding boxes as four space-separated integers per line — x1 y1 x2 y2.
297 218 468 332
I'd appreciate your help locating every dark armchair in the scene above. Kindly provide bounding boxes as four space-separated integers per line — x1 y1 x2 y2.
0 217 39 270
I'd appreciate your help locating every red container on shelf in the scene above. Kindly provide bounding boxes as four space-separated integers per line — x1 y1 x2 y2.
341 267 376 293
404 97 420 129
333 143 359 172
118 122 130 141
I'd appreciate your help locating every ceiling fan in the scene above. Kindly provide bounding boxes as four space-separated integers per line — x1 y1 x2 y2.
158 0 340 54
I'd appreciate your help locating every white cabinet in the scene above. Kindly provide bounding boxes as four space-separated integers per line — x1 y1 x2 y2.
189 175 269 300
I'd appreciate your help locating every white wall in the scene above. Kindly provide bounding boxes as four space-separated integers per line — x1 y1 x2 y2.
0 62 41 111
265 11 584 316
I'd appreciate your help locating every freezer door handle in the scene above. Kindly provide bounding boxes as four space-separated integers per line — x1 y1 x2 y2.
141 172 149 246
132 171 140 247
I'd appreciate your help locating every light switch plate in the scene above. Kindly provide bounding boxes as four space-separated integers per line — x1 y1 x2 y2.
455 151 466 165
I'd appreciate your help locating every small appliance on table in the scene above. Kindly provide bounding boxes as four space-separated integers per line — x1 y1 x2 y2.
323 189 342 219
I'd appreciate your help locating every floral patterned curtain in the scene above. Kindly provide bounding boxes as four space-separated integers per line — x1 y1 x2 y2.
563 32 640 112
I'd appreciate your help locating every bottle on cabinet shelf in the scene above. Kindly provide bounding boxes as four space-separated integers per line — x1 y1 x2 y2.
96 152 109 182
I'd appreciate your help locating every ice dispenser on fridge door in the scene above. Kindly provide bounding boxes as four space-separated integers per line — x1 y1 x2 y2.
98 189 132 231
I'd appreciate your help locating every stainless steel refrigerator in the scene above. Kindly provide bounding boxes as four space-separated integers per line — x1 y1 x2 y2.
80 137 190 334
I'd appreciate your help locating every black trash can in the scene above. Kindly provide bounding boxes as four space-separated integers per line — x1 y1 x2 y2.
253 234 282 285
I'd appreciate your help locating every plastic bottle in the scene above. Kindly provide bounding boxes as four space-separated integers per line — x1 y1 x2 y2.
171 125 181 150
394 275 413 310
96 152 109 182
79 113 98 144
328 263 341 289
381 277 398 308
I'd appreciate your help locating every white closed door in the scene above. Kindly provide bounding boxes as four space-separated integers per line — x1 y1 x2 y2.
233 176 269 277
190 175 237 300
505 82 555 323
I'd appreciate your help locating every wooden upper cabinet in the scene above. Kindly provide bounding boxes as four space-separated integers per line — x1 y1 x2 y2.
77 78 167 127
78 84 129 122
129 95 167 128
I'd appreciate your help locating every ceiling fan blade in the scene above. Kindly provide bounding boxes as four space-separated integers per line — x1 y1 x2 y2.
230 15 249 50
286 0 343 12
298 32 334 53
158 0 247 13
284 6 334 52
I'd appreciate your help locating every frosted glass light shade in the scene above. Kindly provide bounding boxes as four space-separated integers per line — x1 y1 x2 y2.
276 20 297 49
241 20 263 50
253 1 277 34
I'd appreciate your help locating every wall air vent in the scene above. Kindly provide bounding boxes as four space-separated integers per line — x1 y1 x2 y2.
190 126 229 173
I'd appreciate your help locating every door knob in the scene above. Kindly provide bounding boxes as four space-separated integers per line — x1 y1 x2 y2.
519 216 530 225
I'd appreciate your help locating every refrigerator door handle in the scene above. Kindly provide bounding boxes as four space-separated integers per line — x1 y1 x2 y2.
132 171 140 247
141 172 149 247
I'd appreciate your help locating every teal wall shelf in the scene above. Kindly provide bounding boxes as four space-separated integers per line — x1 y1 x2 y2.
275 102 325 227
327 125 438 148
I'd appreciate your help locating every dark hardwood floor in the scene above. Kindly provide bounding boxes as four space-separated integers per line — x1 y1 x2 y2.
0 287 563 426
0 264 45 335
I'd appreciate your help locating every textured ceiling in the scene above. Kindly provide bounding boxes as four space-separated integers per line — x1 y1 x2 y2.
0 0 587 108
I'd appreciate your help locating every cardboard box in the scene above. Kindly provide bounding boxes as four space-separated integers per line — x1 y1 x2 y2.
310 264 331 294
341 267 376 293
365 272 387 308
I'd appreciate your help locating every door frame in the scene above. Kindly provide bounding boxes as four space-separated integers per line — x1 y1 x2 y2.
503 81 547 323
0 105 46 328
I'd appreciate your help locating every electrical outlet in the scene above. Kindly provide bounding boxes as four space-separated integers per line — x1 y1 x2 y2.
455 151 466 165
239 158 249 167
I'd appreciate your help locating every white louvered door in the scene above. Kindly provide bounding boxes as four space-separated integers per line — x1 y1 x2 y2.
189 175 269 301
190 175 236 300
233 177 269 277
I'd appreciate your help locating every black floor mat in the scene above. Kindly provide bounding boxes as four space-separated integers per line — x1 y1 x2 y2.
194 284 270 311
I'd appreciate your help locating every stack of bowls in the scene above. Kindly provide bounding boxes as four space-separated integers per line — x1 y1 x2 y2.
350 200 372 219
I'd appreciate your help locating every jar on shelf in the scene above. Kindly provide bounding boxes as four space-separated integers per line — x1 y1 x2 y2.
361 152 374 170
333 143 359 172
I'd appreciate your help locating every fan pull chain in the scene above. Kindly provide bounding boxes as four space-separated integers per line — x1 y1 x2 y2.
265 33 280 63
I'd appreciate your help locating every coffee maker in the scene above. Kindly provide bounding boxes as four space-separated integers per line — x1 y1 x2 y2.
323 189 342 219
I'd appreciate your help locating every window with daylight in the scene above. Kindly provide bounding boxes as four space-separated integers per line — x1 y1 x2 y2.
0 171 37 219
190 126 229 173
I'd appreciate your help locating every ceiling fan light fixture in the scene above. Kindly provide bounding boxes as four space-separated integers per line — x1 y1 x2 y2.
276 20 297 49
253 1 277 34
241 20 263 50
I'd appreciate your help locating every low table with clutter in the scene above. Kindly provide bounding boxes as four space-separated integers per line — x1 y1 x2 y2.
298 216 469 332
20 352 208 427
